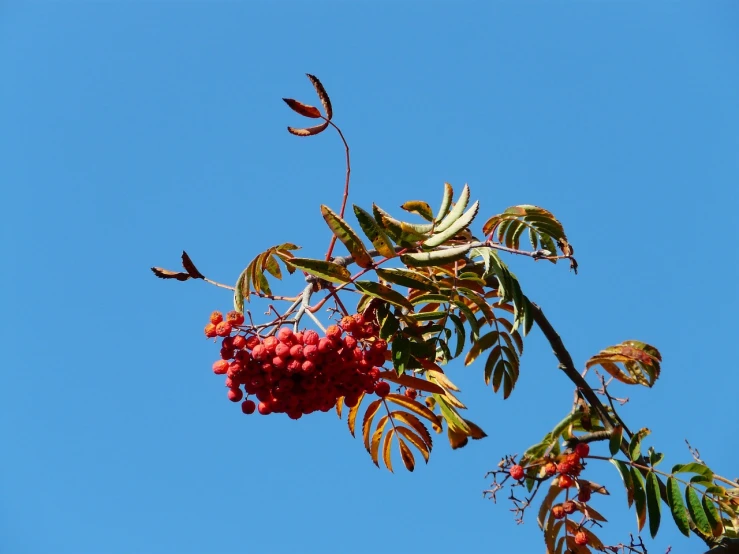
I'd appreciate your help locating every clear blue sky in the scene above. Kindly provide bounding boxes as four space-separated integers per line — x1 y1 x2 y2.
2 2 737 553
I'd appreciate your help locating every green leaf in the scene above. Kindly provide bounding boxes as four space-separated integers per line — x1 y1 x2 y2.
609 426 624 457
400 244 472 267
464 330 499 365
702 494 724 537
392 335 411 375
686 486 713 536
632 469 647 532
321 204 374 268
288 257 352 284
629 428 651 461
433 394 471 434
375 268 439 292
646 472 662 538
435 183 454 222
233 268 248 312
610 460 635 507
448 313 466 359
379 309 400 340
434 184 470 233
667 476 691 537
671 463 714 481
423 201 480 247
354 280 414 311
353 205 396 258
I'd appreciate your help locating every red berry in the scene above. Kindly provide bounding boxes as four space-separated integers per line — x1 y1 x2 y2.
245 335 260 350
241 400 256 414
318 337 336 353
353 314 365 326
212 360 229 375
343 335 358 350
559 475 574 488
263 336 278 353
204 323 217 338
509 464 525 481
326 325 342 340
232 335 247 350
275 342 291 358
340 316 357 332
215 321 233 337
251 345 268 361
301 360 316 375
303 330 320 345
562 500 576 514
575 442 590 459
374 381 391 398
404 388 418 400
344 394 360 408
544 462 558 477
368 368 381 380
303 344 319 361
557 461 575 475
226 310 245 326
574 531 588 546
227 388 243 402
210 311 223 325
277 327 294 343
289 344 304 359
552 505 565 519
257 401 271 415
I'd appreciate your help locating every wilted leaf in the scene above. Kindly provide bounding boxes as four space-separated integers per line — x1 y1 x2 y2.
282 98 322 118
306 74 332 120
287 121 329 136
151 267 190 281
401 201 434 222
181 251 204 279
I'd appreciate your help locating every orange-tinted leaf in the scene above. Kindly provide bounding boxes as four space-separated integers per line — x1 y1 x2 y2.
335 396 343 419
306 74 332 120
385 394 440 426
181 251 204 279
287 121 329 136
400 201 434 222
464 419 487 440
378 371 445 395
382 428 395 472
447 426 468 450
397 436 415 471
151 267 190 281
347 393 365 437
282 98 322 118
370 414 389 466
362 399 383 453
537 483 565 529
390 411 433 449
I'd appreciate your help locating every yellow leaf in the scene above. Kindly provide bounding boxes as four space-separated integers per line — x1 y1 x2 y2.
396 426 428 464
398 436 415 471
382 428 396 473
390 411 433 449
347 393 365 437
385 393 440 427
362 399 383 453
378 371 445 395
370 415 389 467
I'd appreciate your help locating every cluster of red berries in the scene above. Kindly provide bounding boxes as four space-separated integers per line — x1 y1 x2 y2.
508 443 593 545
206 311 392 419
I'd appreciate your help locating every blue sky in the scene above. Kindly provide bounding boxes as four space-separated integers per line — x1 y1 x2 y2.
2 2 737 553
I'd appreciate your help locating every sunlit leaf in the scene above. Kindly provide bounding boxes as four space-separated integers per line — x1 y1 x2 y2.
629 427 651 461
400 244 472 267
321 204 373 268
282 98 322 118
401 201 434 222
355 280 413 311
375 268 439 292
288 257 351 283
347 393 365 437
382 428 395 472
306 73 332 119
353 205 396 258
686 486 713 536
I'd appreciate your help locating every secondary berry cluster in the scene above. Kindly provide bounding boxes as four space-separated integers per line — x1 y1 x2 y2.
508 442 593 548
205 311 392 419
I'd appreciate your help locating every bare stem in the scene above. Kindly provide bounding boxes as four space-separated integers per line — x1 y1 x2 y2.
325 119 351 261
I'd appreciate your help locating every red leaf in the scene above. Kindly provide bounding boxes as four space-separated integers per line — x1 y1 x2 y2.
282 98 322 119
181 251 204 279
